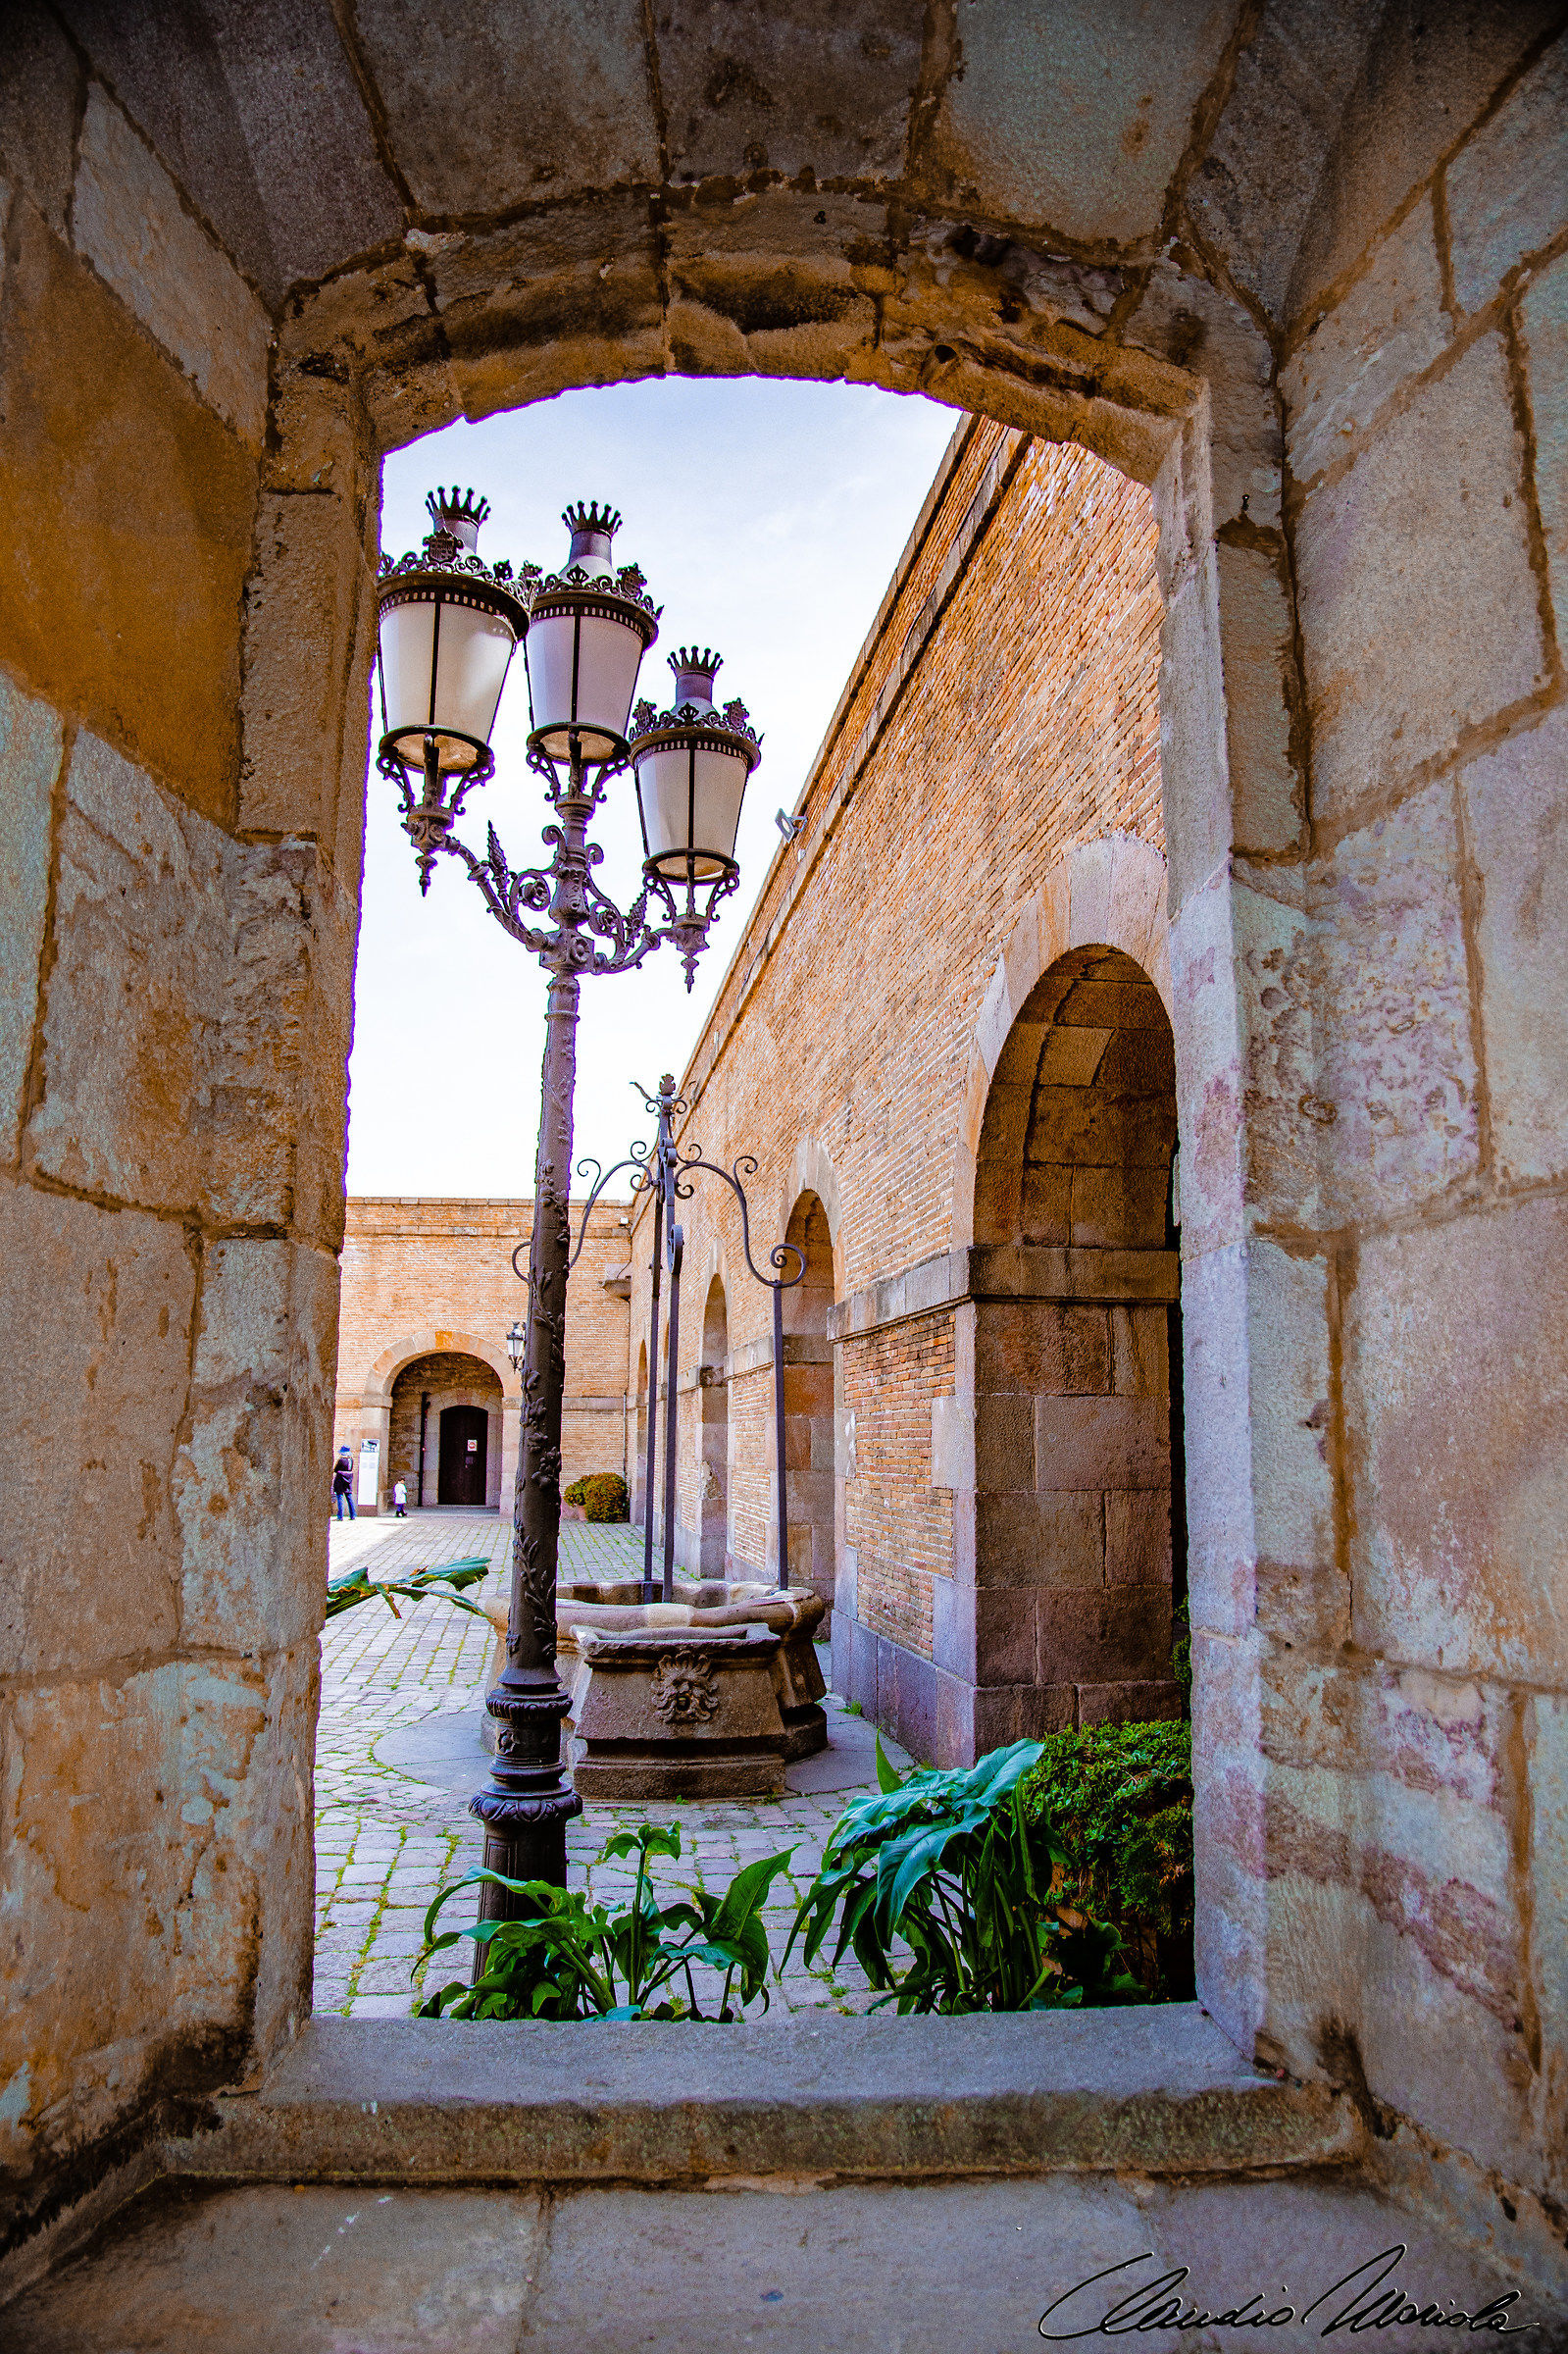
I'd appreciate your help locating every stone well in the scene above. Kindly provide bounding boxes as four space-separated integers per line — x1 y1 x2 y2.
479 1581 829 1790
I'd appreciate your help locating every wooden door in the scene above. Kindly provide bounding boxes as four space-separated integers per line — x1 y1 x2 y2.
437 1405 488 1506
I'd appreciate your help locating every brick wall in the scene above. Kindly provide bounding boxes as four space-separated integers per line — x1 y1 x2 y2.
629 414 1170 1748
334 1198 632 1511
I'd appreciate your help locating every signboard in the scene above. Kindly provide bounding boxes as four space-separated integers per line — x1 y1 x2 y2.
357 1437 379 1509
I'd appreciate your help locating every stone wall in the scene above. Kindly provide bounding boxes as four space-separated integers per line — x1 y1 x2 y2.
332 1198 632 1512
0 26 351 2257
1 0 1562 2287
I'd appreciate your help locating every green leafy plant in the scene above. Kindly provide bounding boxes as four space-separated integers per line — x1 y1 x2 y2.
563 1471 631 1521
325 1557 489 1622
787 1738 1141 2015
415 1821 793 2021
1019 1721 1193 2000
1171 1596 1191 1714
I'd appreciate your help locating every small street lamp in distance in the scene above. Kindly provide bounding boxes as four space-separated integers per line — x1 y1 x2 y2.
373 490 761 1953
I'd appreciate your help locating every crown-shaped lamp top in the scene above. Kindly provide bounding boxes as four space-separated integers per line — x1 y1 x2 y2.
426 486 489 553
563 500 621 578
670 646 722 711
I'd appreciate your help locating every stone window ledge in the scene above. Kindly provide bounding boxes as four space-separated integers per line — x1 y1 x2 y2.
168 2006 1360 2190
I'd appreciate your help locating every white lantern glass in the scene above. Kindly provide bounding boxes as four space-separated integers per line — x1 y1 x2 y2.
525 601 652 764
634 737 752 880
379 589 519 774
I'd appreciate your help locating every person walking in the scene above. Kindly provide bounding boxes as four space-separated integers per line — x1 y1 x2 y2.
392 1477 408 1518
332 1449 355 1522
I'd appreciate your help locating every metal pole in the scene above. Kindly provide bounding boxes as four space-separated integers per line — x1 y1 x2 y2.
773 1278 789 1590
640 1185 664 1605
660 1223 683 1603
469 766 591 1965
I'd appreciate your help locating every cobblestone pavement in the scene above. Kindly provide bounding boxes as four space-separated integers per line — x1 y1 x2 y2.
316 1511 888 2021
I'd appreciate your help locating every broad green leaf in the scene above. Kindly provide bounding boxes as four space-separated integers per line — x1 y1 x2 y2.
709 1848 794 1942
875 1733 905 1793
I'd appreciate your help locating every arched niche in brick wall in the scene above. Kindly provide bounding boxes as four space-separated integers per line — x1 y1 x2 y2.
964 935 1184 1741
781 1190 839 1609
952 835 1171 1254
632 1342 649 1529
698 1276 730 1577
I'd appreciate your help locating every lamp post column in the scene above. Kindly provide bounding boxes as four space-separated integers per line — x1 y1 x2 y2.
470 801 590 1938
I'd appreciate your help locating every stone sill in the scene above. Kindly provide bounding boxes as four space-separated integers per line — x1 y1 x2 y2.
169 2007 1361 2189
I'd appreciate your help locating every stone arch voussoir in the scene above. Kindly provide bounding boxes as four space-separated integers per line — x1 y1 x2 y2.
784 1134 843 1260
364 1328 518 1410
951 833 1171 1252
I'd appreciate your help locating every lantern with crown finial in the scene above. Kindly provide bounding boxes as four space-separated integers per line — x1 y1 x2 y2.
374 486 531 887
522 501 662 769
628 647 760 986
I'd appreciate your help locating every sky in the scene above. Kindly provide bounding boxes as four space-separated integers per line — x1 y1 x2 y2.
345 377 959 1200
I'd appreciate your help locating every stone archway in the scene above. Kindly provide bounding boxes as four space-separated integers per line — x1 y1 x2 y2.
10 5 1563 2257
966 940 1181 1737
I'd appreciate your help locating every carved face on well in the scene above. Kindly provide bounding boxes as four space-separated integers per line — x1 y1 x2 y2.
649 1651 722 1726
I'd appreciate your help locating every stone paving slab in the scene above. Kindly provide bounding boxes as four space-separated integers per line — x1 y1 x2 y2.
9 2170 1558 2352
316 1513 898 2021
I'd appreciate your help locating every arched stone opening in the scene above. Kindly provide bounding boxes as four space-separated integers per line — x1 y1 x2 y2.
967 945 1181 1736
697 1276 730 1577
388 1351 504 1511
782 1191 837 1608
8 5 1565 2253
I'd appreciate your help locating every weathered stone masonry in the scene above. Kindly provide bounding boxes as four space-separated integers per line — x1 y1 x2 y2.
1 0 1564 2296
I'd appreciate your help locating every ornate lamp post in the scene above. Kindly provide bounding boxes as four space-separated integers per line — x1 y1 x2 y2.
375 490 761 1942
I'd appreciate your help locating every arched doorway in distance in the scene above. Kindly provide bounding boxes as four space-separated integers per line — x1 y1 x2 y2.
438 1404 488 1506
386 1349 505 1510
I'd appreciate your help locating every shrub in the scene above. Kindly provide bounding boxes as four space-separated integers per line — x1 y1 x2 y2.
415 1821 791 2021
1019 1720 1193 2000
563 1471 630 1521
787 1739 1141 2014
1171 1596 1192 1714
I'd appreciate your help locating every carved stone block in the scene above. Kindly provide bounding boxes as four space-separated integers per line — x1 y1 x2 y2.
571 1628 788 1800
